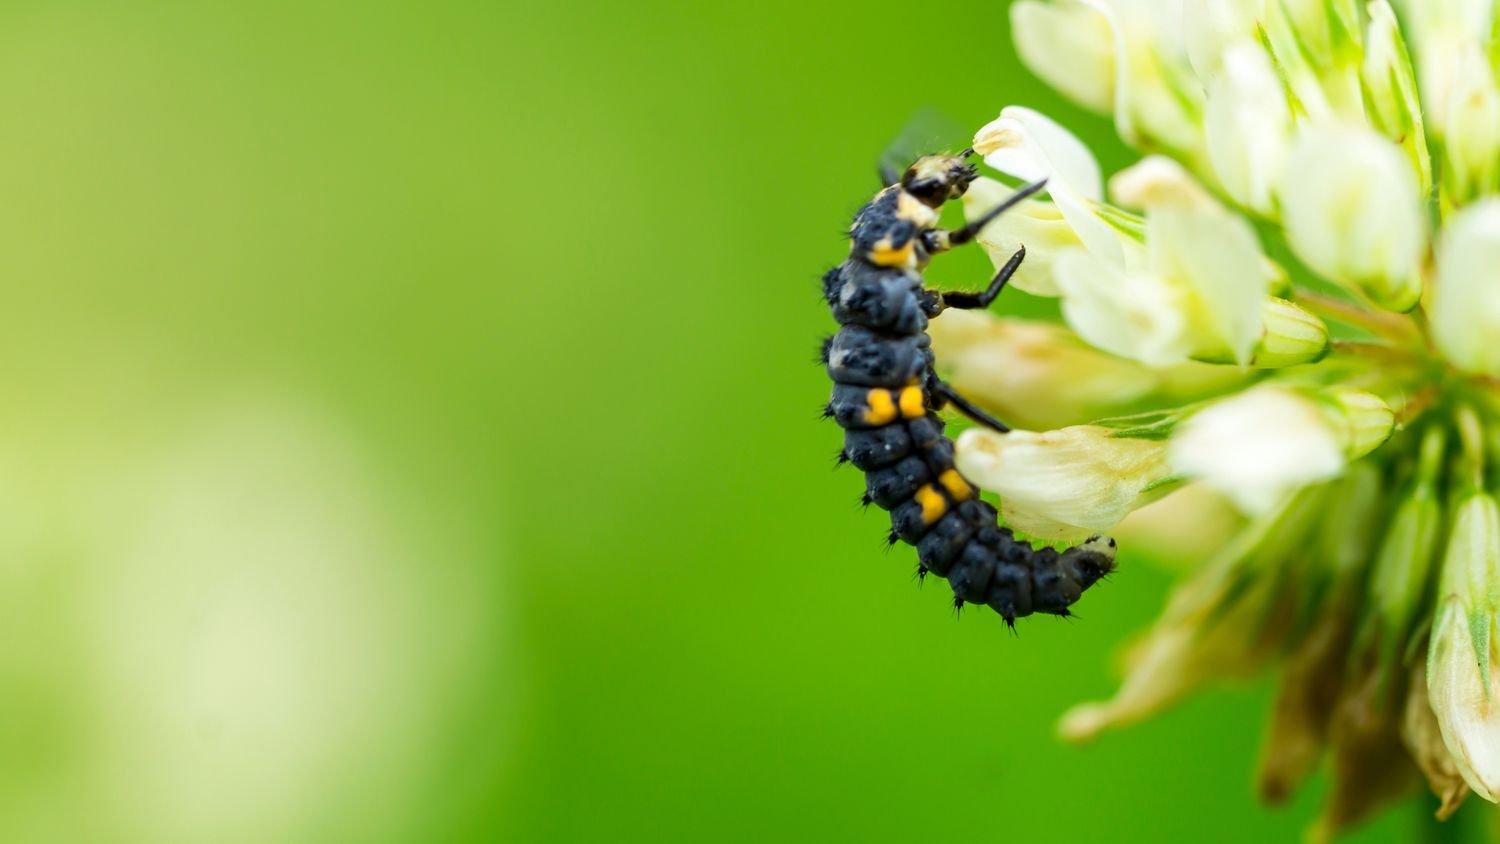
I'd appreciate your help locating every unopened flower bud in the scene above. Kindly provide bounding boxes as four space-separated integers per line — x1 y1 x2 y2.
1369 427 1446 659
1319 387 1396 459
1247 298 1329 368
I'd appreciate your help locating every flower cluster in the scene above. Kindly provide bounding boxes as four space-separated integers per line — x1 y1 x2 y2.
937 0 1500 834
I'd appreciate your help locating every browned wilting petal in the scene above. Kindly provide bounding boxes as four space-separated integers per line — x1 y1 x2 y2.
1401 659 1469 819
1256 593 1355 805
1312 651 1418 842
1060 491 1316 742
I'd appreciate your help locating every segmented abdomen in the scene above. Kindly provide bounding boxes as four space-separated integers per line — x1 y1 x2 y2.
822 259 1108 625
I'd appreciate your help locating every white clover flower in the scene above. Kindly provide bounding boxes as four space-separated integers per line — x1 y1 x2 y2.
1168 386 1351 514
927 1 1500 830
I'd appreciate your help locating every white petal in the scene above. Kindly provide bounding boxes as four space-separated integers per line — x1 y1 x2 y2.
1399 0 1495 132
1259 0 1365 120
955 426 1171 540
1010 0 1116 113
1182 0 1266 82
961 177 1079 297
1204 40 1292 215
1168 386 1344 514
1055 246 1191 366
973 106 1122 268
974 105 1102 201
1439 45 1500 203
1109 155 1214 211
1066 161 1271 367
1146 205 1269 364
927 309 1159 429
1080 0 1203 154
1432 200 1500 377
1279 127 1426 311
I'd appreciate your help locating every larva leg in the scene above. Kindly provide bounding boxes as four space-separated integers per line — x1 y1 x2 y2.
947 178 1048 245
940 247 1025 311
923 178 1049 258
932 381 1010 433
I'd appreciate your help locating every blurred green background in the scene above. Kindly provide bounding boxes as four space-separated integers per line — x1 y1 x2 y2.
0 1 1472 841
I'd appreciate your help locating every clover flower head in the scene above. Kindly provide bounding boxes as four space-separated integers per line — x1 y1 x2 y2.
932 0 1500 833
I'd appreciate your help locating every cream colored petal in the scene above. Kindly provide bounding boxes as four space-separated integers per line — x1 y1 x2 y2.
1279 127 1426 311
961 177 1079 297
1204 40 1292 215
1432 199 1500 377
1428 599 1500 803
926 309 1159 429
1182 0 1266 82
1398 0 1495 134
955 425 1171 540
1439 45 1500 204
1108 155 1214 211
974 106 1123 269
1010 0 1116 113
974 106 1102 200
1080 0 1203 155
1402 662 1470 819
1423 492 1500 800
1168 386 1344 514
1054 246 1192 366
1099 157 1272 365
1146 204 1268 364
1260 0 1365 121
1111 483 1243 571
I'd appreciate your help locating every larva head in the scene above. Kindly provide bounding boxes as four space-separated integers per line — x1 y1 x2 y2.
901 152 979 208
1059 534 1117 591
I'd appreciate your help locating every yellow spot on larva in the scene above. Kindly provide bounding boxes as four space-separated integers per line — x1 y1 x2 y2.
869 239 915 267
914 484 946 524
898 386 924 419
938 469 972 501
862 389 897 425
896 191 939 226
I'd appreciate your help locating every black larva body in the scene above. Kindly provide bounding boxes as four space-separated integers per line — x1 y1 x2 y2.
821 155 1115 627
